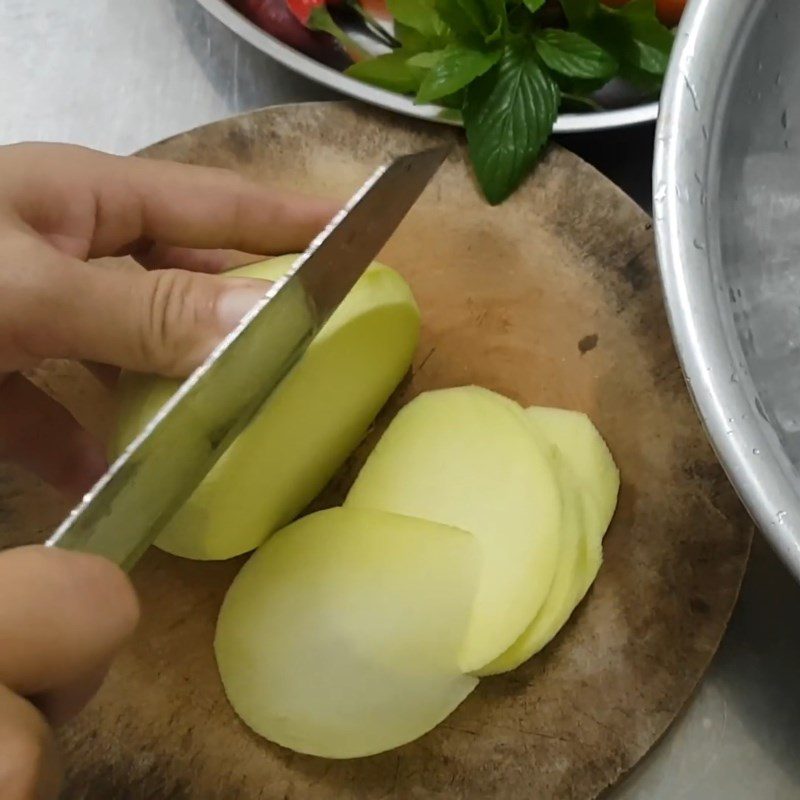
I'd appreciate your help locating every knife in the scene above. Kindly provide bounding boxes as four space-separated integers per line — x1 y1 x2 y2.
46 145 449 570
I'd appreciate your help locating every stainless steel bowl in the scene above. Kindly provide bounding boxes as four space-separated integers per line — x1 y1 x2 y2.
655 0 800 578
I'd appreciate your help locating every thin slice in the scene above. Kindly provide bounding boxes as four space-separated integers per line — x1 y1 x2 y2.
482 406 618 674
112 255 420 560
214 507 480 759
345 386 562 673
478 452 586 675
526 406 619 537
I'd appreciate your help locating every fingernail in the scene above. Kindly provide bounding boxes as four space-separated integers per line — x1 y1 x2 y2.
217 283 267 331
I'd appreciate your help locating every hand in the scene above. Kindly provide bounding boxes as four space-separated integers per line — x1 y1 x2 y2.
0 142 335 498
0 143 336 799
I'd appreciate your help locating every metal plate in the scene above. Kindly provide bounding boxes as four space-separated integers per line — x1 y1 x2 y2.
193 0 659 134
654 0 800 580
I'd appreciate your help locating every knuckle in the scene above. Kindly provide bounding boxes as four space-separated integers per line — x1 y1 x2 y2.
139 269 217 377
0 234 64 370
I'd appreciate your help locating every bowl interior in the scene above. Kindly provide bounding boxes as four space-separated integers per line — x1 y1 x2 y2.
655 0 800 574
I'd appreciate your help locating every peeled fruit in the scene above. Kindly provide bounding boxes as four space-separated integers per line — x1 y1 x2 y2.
214 507 480 759
478 453 586 675
481 406 618 675
112 255 420 560
526 406 619 540
345 386 562 673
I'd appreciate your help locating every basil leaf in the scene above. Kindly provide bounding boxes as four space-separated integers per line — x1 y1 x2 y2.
553 74 609 96
387 0 448 40
463 44 560 204
585 3 672 77
416 45 501 104
534 29 617 79
436 0 506 43
626 25 672 74
616 0 662 20
394 21 433 51
522 0 546 13
346 51 426 93
618 0 672 73
407 50 444 68
559 0 599 27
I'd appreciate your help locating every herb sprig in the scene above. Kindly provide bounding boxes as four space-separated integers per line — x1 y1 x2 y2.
346 0 672 203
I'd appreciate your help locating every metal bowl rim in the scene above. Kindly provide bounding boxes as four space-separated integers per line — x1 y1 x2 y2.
654 0 800 578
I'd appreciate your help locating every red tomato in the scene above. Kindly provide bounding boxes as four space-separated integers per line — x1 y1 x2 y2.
601 0 687 27
228 0 348 67
360 0 390 19
654 0 686 27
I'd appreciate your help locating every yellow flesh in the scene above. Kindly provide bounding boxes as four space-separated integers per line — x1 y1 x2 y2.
214 507 479 759
481 406 618 674
112 256 420 560
345 386 562 674
478 452 586 675
526 406 619 538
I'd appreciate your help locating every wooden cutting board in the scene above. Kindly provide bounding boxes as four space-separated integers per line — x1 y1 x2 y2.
0 102 752 799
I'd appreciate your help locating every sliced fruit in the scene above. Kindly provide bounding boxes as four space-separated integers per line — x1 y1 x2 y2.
112 255 420 560
345 386 562 673
214 507 480 759
525 406 619 538
481 406 618 674
478 452 586 675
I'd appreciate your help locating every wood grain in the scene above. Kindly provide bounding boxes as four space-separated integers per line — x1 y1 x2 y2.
0 103 752 800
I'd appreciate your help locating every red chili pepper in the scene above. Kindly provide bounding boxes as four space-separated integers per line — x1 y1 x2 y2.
286 0 328 25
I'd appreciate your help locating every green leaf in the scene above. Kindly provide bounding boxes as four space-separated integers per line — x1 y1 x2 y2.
407 50 444 68
307 6 370 59
534 29 617 79
435 0 506 43
387 0 448 40
437 89 466 110
463 43 560 204
615 0 661 19
416 45 501 104
553 73 609 96
522 0 546 13
561 92 603 112
559 0 599 27
346 51 426 93
626 26 672 74
394 21 436 52
586 2 673 77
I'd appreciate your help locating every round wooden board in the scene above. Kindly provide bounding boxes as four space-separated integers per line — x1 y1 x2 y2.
0 102 752 799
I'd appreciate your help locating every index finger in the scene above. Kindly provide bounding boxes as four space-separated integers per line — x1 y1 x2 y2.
2 143 338 259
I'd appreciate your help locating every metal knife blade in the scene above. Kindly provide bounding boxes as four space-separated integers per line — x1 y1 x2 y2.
46 145 449 570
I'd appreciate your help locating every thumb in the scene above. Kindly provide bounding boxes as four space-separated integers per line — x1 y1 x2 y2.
8 241 268 378
0 546 139 701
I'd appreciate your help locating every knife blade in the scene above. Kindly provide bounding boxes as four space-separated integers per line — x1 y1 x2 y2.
46 145 450 570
